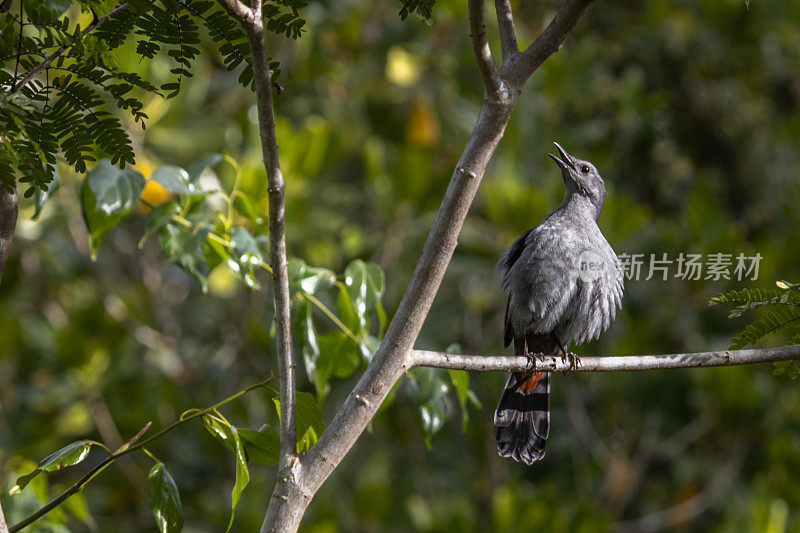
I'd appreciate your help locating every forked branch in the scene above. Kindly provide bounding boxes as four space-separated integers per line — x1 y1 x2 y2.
504 0 596 86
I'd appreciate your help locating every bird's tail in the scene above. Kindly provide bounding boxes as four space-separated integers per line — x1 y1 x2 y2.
494 370 550 464
494 333 555 464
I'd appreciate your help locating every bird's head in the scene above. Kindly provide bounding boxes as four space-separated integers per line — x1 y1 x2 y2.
548 142 605 217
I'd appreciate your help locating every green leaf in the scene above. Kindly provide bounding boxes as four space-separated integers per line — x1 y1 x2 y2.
344 260 385 328
187 153 223 182
225 427 250 533
408 367 450 448
33 166 60 219
296 392 325 452
316 331 361 395
336 285 360 333
202 414 236 452
10 440 97 494
709 288 792 308
398 0 436 22
45 0 72 14
88 160 145 215
151 165 195 195
295 299 321 392
239 426 280 465
288 258 337 294
376 301 388 337
447 369 481 431
228 226 263 289
81 160 145 256
128 0 156 11
144 202 179 239
729 306 800 349
147 463 183 533
160 223 211 291
358 334 381 363
274 392 325 453
233 193 259 220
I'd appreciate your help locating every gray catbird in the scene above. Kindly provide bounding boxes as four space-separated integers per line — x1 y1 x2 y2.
494 142 624 465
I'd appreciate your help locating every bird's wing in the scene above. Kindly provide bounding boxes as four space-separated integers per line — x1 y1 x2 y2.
502 223 579 343
497 228 533 287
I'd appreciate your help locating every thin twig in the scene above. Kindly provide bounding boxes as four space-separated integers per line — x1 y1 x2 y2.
224 0 298 483
248 20 295 465
0 3 131 110
9 380 270 533
467 0 502 98
412 344 800 372
494 0 518 61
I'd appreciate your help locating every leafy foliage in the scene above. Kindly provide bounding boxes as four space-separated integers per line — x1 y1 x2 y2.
8 0 800 531
0 0 304 196
711 281 800 351
398 0 436 23
17 150 474 530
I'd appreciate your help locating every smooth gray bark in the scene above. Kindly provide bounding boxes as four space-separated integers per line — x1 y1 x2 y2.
259 1 599 531
214 1 299 530
413 345 800 372
0 187 18 284
0 497 9 533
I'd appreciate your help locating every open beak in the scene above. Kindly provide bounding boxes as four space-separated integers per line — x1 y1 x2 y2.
548 142 575 171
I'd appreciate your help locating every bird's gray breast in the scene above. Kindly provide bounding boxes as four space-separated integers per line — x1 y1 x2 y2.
553 229 623 345
502 219 623 346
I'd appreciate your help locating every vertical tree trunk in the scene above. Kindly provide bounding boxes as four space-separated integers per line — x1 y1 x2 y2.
0 187 18 285
260 97 517 533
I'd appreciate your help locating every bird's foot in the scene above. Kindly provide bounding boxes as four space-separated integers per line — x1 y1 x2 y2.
561 351 582 371
524 351 538 372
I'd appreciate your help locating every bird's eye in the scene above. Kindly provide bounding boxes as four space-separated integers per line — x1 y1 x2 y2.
581 165 590 174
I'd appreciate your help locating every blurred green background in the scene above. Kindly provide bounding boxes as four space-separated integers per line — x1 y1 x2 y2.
3 0 800 531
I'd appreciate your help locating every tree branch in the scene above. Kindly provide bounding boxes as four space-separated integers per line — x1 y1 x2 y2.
0 3 130 110
494 0 518 61
503 0 596 87
258 1 598 530
467 0 503 99
222 3 303 530
0 187 18 284
9 380 271 533
0 497 9 533
412 345 800 372
238 4 296 468
215 0 254 26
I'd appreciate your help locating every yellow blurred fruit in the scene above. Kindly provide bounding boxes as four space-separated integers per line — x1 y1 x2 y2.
406 102 440 146
208 264 240 299
386 47 420 87
140 179 172 209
